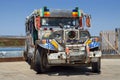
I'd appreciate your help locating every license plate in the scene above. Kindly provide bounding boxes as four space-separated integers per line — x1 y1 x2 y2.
91 57 99 62
73 49 79 52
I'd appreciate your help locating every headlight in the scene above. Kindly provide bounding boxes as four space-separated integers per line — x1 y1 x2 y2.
68 31 76 39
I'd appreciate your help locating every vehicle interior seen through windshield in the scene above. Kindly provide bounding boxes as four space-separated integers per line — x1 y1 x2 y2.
41 17 79 27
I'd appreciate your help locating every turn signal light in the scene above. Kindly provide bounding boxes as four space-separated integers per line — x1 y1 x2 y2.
42 39 46 44
65 47 70 54
86 45 90 54
44 28 47 30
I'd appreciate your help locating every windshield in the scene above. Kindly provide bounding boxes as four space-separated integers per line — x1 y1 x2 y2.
41 17 79 27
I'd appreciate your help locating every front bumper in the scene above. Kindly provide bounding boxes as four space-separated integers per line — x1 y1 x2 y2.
89 51 102 57
47 51 87 64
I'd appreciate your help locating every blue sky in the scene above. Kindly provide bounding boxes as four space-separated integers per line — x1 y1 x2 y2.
0 0 120 36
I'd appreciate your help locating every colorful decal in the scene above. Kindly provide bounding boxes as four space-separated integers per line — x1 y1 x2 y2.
89 41 100 49
50 39 58 49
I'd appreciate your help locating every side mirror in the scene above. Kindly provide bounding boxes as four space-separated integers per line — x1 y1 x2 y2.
86 15 91 27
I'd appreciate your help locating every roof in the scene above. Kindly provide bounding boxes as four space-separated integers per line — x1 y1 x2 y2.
27 9 78 19
49 9 72 17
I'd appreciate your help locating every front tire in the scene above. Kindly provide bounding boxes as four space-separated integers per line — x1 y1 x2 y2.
23 51 28 61
34 47 48 73
92 58 101 73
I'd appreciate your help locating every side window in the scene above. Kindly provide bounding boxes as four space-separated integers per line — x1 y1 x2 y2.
25 22 28 32
25 21 31 34
32 19 38 45
26 18 38 45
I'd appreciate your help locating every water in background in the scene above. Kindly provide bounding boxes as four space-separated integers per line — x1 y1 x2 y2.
0 47 25 58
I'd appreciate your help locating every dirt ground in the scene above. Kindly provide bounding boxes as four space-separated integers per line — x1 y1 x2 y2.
0 59 120 80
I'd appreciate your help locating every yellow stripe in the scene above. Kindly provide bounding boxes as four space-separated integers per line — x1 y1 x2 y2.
85 39 92 45
44 12 50 16
72 12 78 15
50 39 58 49
44 12 50 14
72 12 78 17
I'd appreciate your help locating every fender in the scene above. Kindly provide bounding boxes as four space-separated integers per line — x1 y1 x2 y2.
89 41 100 49
38 43 56 51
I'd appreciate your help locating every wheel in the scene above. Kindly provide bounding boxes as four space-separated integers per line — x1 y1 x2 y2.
34 47 48 73
23 51 28 61
24 43 29 62
92 58 101 73
24 50 32 65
